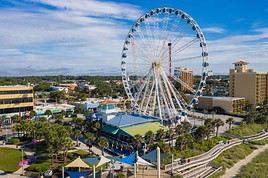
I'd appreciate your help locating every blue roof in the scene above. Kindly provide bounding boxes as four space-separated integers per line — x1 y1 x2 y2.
86 103 99 109
105 113 158 128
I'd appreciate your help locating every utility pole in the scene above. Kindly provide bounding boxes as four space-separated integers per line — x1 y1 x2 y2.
157 147 161 178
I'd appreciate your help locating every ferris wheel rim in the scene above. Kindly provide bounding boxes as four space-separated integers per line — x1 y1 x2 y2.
121 7 209 116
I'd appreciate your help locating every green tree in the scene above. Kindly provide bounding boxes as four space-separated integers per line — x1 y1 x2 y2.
175 125 185 135
133 134 144 151
182 121 192 133
156 129 165 140
213 118 224 137
98 137 109 155
226 117 234 131
73 129 82 146
45 110 53 118
176 134 193 151
144 131 154 144
85 132 96 148
29 110 37 118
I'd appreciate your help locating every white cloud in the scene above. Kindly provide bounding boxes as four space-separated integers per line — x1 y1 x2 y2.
36 0 142 20
203 27 225 33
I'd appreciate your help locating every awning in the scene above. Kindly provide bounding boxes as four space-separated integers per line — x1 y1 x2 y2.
102 125 119 135
65 157 90 168
66 171 91 178
136 155 154 166
116 153 136 166
83 157 99 165
96 156 111 168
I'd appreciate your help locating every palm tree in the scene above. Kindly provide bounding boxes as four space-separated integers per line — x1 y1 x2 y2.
144 131 154 144
63 137 73 163
226 118 234 131
157 139 170 153
156 129 165 140
167 129 175 146
176 134 193 151
73 129 82 146
98 137 109 155
29 110 37 119
175 125 185 135
45 110 53 118
213 118 224 137
85 132 96 148
182 121 192 133
133 134 144 151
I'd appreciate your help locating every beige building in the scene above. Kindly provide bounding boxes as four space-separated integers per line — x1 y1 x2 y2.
174 67 193 91
187 95 245 114
229 61 268 107
0 85 34 115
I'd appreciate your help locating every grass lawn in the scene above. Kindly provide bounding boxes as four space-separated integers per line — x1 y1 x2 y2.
209 144 257 178
122 122 167 136
230 123 268 137
0 147 23 173
172 136 228 160
237 148 268 178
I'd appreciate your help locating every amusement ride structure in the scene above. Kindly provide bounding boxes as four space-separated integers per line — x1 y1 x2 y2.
121 7 209 124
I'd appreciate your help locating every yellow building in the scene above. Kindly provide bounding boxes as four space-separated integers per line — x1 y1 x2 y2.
229 61 268 107
0 85 34 115
174 67 193 91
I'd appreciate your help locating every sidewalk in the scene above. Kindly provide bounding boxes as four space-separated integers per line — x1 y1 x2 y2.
221 144 268 178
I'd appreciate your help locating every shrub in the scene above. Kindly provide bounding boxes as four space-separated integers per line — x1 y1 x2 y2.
8 138 20 145
26 163 50 173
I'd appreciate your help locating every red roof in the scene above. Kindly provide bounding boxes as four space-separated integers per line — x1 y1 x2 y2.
233 60 249 65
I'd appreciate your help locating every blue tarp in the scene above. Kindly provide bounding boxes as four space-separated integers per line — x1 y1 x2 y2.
116 153 136 166
83 157 99 165
66 171 91 178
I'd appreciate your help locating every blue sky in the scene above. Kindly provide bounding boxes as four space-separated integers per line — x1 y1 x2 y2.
0 0 268 76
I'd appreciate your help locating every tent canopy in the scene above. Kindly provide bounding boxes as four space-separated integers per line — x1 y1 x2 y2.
136 155 154 166
65 157 90 168
96 156 111 168
66 171 91 178
116 153 136 166
83 157 99 165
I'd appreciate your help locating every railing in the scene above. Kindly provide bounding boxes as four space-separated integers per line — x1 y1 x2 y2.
165 131 268 173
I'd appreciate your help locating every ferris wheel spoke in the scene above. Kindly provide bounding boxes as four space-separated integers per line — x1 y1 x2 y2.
160 72 177 116
160 67 184 111
133 68 153 103
172 76 196 94
142 80 155 115
130 38 153 62
158 73 172 119
172 37 199 55
136 26 156 60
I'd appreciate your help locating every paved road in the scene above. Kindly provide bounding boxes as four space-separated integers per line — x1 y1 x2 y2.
222 144 268 178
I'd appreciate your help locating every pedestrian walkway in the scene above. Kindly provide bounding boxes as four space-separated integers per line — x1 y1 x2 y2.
221 144 268 178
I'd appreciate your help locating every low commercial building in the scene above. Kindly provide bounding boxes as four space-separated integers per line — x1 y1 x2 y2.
35 103 75 116
187 95 245 114
102 113 167 155
0 85 34 115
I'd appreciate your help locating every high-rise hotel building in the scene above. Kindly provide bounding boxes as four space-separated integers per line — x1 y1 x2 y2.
0 85 34 115
174 67 193 91
229 61 268 108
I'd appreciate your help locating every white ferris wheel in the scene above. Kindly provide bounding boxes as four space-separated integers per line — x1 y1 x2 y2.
121 7 209 124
